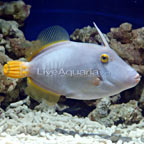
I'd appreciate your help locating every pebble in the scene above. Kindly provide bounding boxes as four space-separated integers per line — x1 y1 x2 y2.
39 129 46 137
10 101 24 108
141 136 144 143
110 134 120 143
0 102 143 144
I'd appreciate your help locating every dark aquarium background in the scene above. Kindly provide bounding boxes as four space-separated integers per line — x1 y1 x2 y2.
8 0 144 40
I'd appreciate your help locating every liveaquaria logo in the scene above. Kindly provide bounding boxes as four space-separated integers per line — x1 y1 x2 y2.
36 67 111 78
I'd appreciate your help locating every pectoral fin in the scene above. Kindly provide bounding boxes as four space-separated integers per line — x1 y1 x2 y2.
92 77 101 86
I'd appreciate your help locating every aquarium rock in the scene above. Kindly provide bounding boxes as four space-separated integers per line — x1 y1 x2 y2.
139 86 144 110
107 23 144 75
88 97 111 120
0 40 27 107
70 25 109 44
0 10 37 106
0 35 38 108
9 38 34 58
0 30 28 106
0 0 31 24
88 100 143 127
0 19 24 38
0 56 20 106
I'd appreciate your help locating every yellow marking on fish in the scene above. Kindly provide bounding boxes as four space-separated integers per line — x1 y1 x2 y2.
101 54 109 63
27 40 67 61
3 61 29 78
26 77 61 105
27 77 60 97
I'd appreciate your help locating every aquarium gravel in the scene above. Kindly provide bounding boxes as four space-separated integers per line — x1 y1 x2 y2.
0 97 143 144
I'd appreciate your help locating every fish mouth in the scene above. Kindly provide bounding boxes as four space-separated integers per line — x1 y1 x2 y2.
126 73 141 88
134 74 141 84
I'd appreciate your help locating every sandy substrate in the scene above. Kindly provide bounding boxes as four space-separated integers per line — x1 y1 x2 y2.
0 97 144 144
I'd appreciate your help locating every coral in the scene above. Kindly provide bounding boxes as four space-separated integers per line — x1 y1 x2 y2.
0 60 27 107
0 16 32 106
0 19 24 38
108 23 132 44
8 38 33 58
8 39 41 59
0 34 29 106
0 1 31 25
0 19 40 59
88 100 143 127
0 53 20 105
0 18 26 106
139 82 144 110
70 25 109 44
106 23 144 104
88 97 111 119
107 23 144 74
0 20 40 107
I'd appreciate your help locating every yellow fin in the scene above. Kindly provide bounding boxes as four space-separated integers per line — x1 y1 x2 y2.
26 26 69 61
25 77 61 105
3 61 29 78
25 40 43 62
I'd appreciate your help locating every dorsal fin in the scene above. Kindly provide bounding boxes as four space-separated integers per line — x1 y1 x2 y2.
37 25 69 45
93 22 109 47
26 25 70 61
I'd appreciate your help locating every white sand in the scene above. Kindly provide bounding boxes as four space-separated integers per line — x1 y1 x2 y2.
0 97 144 144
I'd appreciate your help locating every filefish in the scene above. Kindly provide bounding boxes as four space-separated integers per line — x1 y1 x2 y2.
3 23 141 105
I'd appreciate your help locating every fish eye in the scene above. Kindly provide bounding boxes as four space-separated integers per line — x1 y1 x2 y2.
100 54 109 63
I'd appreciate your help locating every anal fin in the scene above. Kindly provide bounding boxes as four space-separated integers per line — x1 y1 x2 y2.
25 78 61 106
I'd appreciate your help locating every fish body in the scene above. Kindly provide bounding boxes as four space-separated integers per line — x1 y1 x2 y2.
30 41 105 100
3 23 141 104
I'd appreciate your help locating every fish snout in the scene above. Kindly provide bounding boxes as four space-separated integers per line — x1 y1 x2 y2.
134 74 141 84
126 72 141 87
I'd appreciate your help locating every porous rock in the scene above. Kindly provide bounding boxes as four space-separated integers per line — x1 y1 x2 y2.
0 1 31 24
88 100 142 127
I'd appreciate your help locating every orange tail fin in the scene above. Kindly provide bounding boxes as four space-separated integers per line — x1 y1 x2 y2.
3 61 29 78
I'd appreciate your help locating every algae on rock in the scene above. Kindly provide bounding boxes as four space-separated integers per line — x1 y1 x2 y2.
0 0 31 25
0 19 24 38
0 1 32 107
88 100 143 127
70 25 109 44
